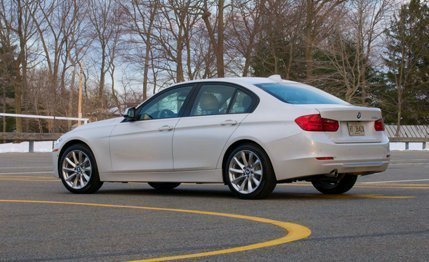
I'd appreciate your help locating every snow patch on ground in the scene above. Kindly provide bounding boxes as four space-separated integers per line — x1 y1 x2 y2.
390 142 428 151
0 141 53 153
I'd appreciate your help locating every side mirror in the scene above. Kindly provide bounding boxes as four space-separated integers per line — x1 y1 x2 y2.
123 107 137 121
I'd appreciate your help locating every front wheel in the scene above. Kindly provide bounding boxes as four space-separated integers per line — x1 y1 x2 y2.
225 144 276 199
59 144 103 194
311 175 358 194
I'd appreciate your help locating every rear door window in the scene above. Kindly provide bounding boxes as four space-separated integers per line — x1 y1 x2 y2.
190 84 236 116
229 90 253 114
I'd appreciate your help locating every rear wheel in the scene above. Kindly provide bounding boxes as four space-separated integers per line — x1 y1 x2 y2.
148 182 181 192
59 144 103 194
225 144 276 199
311 175 357 194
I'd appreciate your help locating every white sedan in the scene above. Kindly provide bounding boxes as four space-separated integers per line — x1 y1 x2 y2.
53 76 389 199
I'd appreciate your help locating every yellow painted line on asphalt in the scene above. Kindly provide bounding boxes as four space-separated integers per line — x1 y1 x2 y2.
0 175 57 182
0 175 53 179
0 166 52 169
279 182 428 191
0 171 51 175
361 179 429 184
361 195 414 199
277 194 414 200
0 178 58 182
0 200 311 261
358 183 429 187
358 185 429 188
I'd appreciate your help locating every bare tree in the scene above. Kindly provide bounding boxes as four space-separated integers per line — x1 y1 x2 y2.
202 0 225 77
324 0 393 104
226 0 264 76
156 0 202 82
0 0 37 132
30 0 82 121
303 0 346 81
88 0 123 111
121 0 160 100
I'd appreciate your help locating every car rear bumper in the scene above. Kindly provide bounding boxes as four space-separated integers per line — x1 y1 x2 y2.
267 132 390 180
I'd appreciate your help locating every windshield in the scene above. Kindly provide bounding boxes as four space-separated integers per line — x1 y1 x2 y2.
255 82 348 105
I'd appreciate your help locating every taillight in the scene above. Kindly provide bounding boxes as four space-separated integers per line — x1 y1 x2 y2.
295 114 339 132
374 119 384 131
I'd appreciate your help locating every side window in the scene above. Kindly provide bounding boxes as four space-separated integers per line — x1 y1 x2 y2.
229 90 253 114
191 84 236 116
138 86 192 120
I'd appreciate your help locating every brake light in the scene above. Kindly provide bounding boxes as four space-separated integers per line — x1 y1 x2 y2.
295 114 339 132
374 119 385 131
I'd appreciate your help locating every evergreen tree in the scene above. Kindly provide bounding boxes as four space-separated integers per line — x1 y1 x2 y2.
0 44 18 133
384 0 429 130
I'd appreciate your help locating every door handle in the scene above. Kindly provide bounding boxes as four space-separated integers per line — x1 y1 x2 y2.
158 125 174 131
220 120 238 126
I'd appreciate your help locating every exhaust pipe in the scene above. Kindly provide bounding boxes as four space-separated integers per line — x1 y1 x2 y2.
327 169 338 178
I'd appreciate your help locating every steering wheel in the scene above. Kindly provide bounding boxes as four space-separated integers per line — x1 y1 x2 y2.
159 109 175 118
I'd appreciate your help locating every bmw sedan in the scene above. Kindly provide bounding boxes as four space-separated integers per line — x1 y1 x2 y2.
53 76 390 199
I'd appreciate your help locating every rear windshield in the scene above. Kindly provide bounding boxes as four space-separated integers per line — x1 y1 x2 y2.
255 82 348 105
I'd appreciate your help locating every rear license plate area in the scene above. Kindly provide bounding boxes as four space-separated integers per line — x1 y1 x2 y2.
347 122 365 136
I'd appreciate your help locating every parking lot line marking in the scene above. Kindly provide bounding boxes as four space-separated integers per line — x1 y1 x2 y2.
279 183 428 190
360 194 414 199
271 194 415 199
0 175 53 179
0 200 311 261
0 171 51 175
357 185 428 190
361 179 429 184
0 179 58 182
0 166 52 169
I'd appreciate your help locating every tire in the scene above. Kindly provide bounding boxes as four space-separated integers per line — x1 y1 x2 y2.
224 144 276 199
58 144 103 194
311 175 358 194
148 182 181 192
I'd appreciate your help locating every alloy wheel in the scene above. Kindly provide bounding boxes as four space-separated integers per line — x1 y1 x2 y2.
61 150 92 189
228 150 263 194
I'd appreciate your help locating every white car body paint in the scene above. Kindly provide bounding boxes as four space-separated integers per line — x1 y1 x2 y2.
53 77 389 184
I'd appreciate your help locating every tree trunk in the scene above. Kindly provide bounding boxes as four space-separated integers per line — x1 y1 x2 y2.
304 0 314 80
143 37 151 101
176 26 184 82
2 85 6 137
68 65 76 130
395 88 402 137
216 0 225 77
99 44 106 110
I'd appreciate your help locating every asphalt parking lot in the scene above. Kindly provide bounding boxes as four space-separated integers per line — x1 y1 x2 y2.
0 151 428 261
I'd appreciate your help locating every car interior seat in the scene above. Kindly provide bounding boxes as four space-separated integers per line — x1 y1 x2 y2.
200 93 219 115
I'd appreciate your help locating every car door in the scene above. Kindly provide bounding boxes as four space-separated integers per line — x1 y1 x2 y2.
109 85 193 173
173 83 257 170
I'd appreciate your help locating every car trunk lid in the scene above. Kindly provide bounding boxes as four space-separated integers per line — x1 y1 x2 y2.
298 104 384 143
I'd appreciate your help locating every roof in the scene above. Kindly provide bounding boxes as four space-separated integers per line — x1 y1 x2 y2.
169 76 300 87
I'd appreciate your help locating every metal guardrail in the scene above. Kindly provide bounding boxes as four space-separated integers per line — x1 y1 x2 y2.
385 125 429 141
0 113 89 124
1 113 89 152
385 125 428 149
0 132 62 141
0 132 62 153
